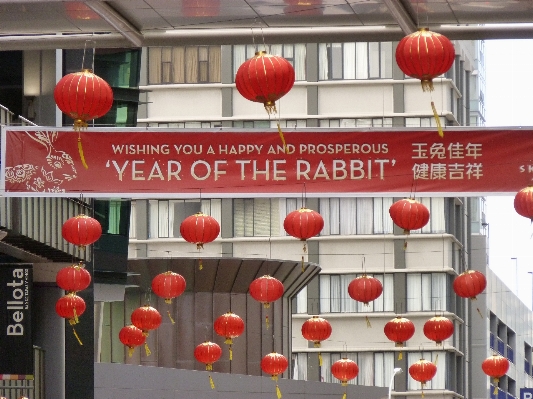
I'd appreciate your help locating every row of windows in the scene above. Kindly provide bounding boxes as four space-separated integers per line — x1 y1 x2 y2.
294 273 451 314
293 351 446 390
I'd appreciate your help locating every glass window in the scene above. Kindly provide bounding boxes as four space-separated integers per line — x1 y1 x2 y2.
233 198 281 237
407 352 446 390
318 352 394 386
407 273 448 311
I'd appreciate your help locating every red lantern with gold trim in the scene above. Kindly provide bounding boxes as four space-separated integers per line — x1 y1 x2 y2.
195 341 222 389
261 352 288 399
62 214 102 248
131 305 162 356
301 316 332 347
249 275 284 308
347 275 383 305
331 358 359 386
389 198 430 235
284 207 324 240
409 358 437 392
151 271 186 304
56 293 86 344
514 186 533 220
423 316 454 345
180 212 220 249
214 312 245 360
384 316 415 359
56 262 91 293
482 354 509 394
119 324 146 357
453 270 486 299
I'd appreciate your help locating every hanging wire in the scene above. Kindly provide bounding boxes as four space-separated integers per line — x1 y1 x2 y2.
81 40 96 71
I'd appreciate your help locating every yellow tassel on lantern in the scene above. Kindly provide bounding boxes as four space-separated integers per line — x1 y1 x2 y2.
128 347 135 357
277 123 288 154
434 354 438 365
77 136 88 169
144 342 151 356
398 351 403 360
73 307 79 325
318 352 323 366
276 384 282 399
342 392 347 399
72 327 83 345
206 363 213 371
229 345 233 361
366 316 371 328
199 258 203 270
301 256 305 273
209 375 215 389
493 378 499 395
431 101 444 138
167 310 175 324
266 315 270 330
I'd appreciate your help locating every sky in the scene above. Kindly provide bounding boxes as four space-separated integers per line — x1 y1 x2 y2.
484 39 533 309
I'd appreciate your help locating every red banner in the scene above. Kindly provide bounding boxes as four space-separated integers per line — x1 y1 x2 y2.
2 127 531 197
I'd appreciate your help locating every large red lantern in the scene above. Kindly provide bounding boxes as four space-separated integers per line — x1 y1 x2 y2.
482 354 509 394
180 212 220 249
389 198 430 235
195 341 222 389
301 316 332 366
384 316 415 359
62 214 102 248
514 186 533 220
214 312 245 360
453 270 486 300
284 208 324 240
347 275 383 305
261 352 288 399
331 358 359 386
119 325 146 357
249 275 284 308
56 262 91 293
131 305 162 356
409 358 437 392
56 293 86 344
151 271 186 304
423 316 454 345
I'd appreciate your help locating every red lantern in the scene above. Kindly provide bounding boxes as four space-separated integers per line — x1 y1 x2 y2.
384 316 415 359
284 207 324 240
56 262 91 293
131 305 162 356
261 352 288 398
331 358 359 386
482 354 509 394
180 212 220 249
56 293 86 345
423 316 454 345
389 198 430 235
453 270 486 299
301 316 332 347
54 70 114 128
195 341 222 389
151 271 186 304
347 275 383 305
214 312 245 360
514 186 533 220
62 214 102 247
119 325 146 357
395 28 455 92
409 358 437 391
249 275 284 308
235 51 295 115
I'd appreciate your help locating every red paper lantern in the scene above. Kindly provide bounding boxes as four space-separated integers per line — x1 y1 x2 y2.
195 341 222 370
249 275 284 308
284 207 324 240
131 305 162 333
423 316 454 345
301 316 332 347
347 275 383 305
514 186 533 220
54 70 114 128
482 354 509 392
409 358 437 390
56 262 91 293
180 212 220 249
395 28 455 92
214 312 244 360
331 358 359 386
55 293 86 325
119 325 146 357
384 316 415 347
261 352 288 379
235 51 295 115
151 271 186 304
389 198 430 235
453 270 487 299
62 214 102 247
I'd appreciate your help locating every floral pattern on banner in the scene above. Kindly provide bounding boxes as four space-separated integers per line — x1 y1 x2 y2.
4 130 77 192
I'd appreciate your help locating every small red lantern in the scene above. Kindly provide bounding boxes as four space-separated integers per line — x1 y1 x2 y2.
423 316 454 345
347 275 383 305
56 262 91 293
131 305 162 356
384 316 415 359
389 198 430 235
514 186 533 220
482 354 509 394
180 212 220 249
56 293 86 345
249 275 284 308
119 325 146 357
214 312 245 360
301 316 332 347
261 352 288 398
409 358 437 392
151 271 186 304
331 358 359 386
195 341 222 389
453 270 486 300
62 214 102 248
284 208 324 240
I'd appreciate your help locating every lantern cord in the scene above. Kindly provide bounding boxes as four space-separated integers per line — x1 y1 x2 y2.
167 310 175 324
72 327 83 346
477 307 484 318
430 101 444 138
209 375 216 389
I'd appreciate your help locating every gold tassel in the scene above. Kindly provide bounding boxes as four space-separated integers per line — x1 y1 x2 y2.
167 310 175 324
206 363 213 371
398 351 403 360
209 375 215 389
366 316 371 328
477 307 484 318
73 307 79 325
431 101 444 138
77 136 88 169
266 315 269 330
342 392 346 399
434 354 438 365
229 345 233 361
493 378 499 394
144 342 151 357
277 123 288 154
72 327 83 345
421 80 434 92
318 352 323 366
403 240 408 250
421 389 425 398
128 346 134 357
199 258 203 270
276 384 282 399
